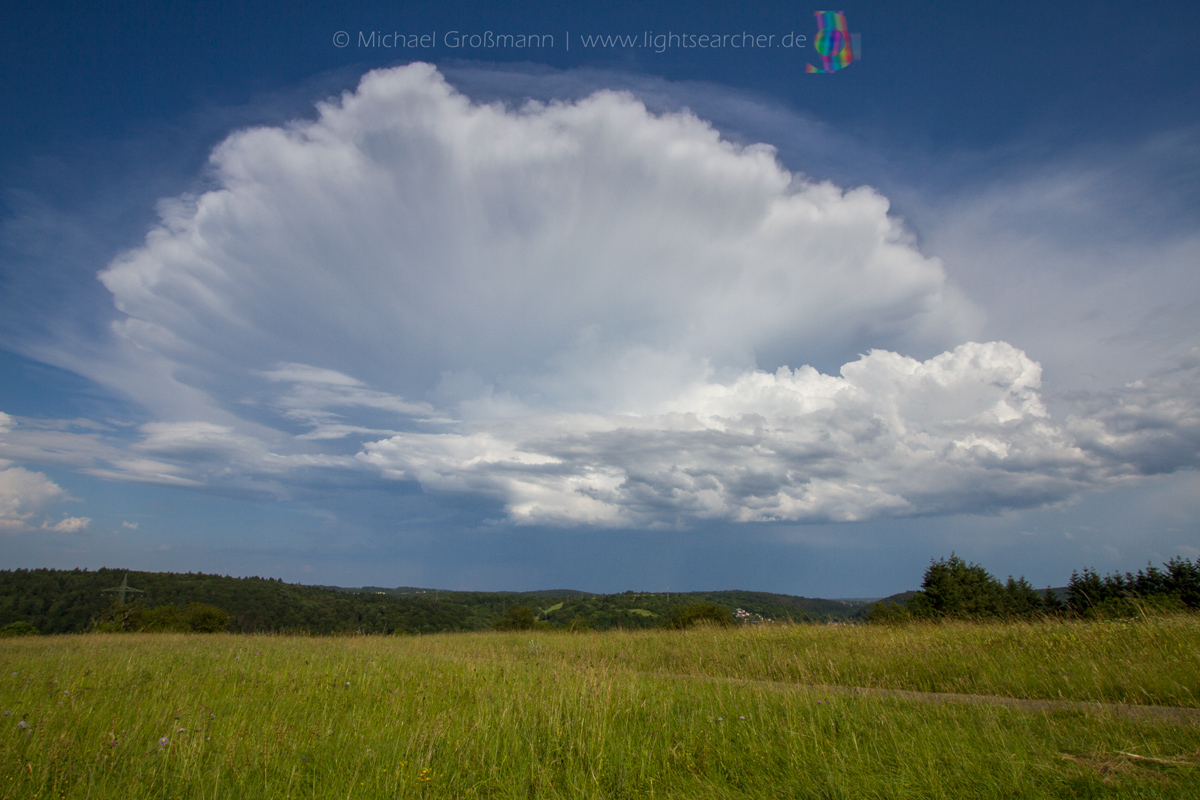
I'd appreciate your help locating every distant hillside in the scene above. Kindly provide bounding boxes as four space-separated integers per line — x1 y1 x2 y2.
874 590 921 607
0 569 867 635
336 586 595 598
1 569 481 635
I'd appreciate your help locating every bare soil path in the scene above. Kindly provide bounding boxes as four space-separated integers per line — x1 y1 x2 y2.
659 671 1200 724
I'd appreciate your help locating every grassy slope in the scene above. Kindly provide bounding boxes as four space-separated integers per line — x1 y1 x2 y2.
2 616 1198 799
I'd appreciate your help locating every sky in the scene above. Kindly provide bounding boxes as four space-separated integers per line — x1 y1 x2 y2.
1 1 1198 597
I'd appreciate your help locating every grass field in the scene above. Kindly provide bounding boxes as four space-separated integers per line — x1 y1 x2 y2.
3 615 1199 799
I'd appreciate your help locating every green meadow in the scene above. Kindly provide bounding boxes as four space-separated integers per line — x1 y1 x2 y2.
3 616 1199 799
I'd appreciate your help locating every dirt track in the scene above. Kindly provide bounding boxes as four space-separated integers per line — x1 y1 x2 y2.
659 671 1200 724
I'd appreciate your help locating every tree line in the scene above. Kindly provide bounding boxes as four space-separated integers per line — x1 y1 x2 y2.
867 553 1200 622
6 556 1193 637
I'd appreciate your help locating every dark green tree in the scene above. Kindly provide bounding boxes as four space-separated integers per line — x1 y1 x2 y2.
184 602 229 632
1164 556 1200 607
1131 563 1167 596
664 602 733 629
917 554 1003 617
566 615 593 632
135 604 187 631
1066 568 1106 614
999 576 1044 617
493 605 536 631
92 598 142 632
864 601 912 624
1041 586 1066 614
0 620 39 637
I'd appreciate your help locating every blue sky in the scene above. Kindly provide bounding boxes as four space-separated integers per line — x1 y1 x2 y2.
2 1 1198 596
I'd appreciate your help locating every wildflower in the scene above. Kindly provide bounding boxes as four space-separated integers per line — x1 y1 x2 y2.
177 728 186 733
158 736 169 746
739 716 745 719
2 711 8 716
18 721 27 729
717 717 723 722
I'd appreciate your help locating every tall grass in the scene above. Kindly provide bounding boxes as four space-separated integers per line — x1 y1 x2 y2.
431 614 1200 707
2 615 1198 799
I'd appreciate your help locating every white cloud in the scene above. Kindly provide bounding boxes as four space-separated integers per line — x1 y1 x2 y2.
0 462 71 531
360 341 1126 526
95 63 977 421
121 520 139 530
41 516 91 534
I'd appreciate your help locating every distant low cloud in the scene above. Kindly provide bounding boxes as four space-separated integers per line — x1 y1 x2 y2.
1065 348 1200 477
41 516 91 534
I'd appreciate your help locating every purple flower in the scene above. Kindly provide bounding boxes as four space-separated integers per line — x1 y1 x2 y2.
17 721 27 729
158 736 169 746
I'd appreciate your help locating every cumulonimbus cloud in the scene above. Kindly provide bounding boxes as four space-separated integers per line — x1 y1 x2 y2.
96 62 977 414
2 64 1195 529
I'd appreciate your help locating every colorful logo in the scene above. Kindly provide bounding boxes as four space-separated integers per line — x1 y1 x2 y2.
806 11 860 73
